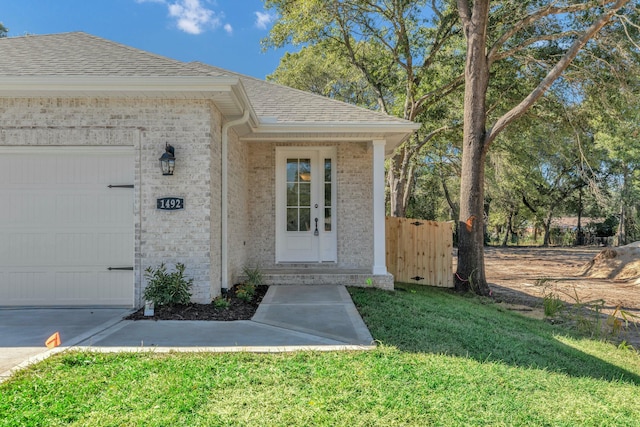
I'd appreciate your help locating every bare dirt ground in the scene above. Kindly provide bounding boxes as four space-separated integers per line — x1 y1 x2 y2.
455 246 640 347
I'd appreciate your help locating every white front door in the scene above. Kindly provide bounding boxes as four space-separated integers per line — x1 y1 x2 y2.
276 147 337 263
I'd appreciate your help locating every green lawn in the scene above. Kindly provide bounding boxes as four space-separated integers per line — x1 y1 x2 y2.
1 284 639 426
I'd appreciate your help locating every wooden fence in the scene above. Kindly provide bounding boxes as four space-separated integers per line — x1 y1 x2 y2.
386 216 453 287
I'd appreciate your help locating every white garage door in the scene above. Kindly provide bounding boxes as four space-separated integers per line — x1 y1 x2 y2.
0 147 134 306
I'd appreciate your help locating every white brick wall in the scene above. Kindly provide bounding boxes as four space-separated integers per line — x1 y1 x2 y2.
0 97 387 304
0 98 220 305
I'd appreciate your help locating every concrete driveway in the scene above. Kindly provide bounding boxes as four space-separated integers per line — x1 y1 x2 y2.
0 308 130 378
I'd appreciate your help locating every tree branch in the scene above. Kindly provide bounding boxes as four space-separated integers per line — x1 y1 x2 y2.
490 31 581 64
486 0 630 147
414 74 465 115
407 123 463 161
487 1 609 62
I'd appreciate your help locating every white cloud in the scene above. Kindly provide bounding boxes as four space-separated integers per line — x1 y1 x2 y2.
254 11 276 30
168 0 220 35
224 23 233 35
136 0 226 35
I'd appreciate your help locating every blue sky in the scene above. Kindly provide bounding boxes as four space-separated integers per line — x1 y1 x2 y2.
2 0 287 79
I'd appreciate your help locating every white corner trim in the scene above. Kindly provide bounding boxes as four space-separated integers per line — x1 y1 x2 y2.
372 139 387 276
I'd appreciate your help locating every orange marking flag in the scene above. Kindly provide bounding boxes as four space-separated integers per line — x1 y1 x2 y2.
45 332 61 349
465 216 476 232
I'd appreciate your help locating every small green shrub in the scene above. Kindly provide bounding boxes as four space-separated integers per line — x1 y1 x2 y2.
543 292 564 317
213 296 230 309
235 266 263 303
235 283 255 303
243 266 263 287
143 263 193 307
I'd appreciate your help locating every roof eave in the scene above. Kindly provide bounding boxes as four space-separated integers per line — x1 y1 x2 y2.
245 121 420 154
0 75 241 92
0 75 259 124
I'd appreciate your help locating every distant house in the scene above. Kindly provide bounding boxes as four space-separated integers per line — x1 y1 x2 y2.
550 217 604 231
0 32 419 307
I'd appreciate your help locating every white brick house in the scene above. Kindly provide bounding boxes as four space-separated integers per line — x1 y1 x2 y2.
0 32 418 307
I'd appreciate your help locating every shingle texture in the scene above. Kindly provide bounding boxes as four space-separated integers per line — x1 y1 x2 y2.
187 62 406 124
0 32 204 76
0 32 413 126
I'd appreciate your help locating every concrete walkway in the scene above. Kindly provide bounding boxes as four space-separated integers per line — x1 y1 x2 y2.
0 285 374 382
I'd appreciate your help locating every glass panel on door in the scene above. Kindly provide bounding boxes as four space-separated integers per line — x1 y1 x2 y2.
286 158 312 232
324 158 332 231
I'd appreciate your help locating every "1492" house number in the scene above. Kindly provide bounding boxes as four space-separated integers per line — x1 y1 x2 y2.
157 197 184 210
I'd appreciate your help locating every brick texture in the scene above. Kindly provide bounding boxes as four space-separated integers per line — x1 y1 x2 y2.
0 97 219 305
0 97 389 306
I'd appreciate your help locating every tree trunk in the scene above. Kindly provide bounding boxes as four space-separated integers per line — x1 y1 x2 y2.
542 211 553 247
576 187 584 246
501 210 513 247
617 201 626 246
387 144 415 217
455 0 491 295
616 166 629 246
453 0 627 294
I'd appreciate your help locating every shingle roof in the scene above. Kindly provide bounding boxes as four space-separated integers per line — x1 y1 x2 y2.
186 62 407 125
0 32 415 127
0 32 205 77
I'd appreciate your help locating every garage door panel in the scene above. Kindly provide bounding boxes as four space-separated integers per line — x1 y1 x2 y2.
97 271 132 303
97 233 134 264
56 194 100 225
5 193 55 224
57 156 98 185
4 233 54 266
97 194 133 225
55 233 99 265
0 272 49 303
10 156 52 185
55 272 97 302
0 148 134 306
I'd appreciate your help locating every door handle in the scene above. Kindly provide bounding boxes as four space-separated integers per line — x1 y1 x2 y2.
314 218 319 236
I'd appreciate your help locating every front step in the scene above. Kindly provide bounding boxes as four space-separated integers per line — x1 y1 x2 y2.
240 269 394 290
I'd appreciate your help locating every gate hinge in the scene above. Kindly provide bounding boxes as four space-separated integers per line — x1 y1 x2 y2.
411 276 424 281
410 221 423 226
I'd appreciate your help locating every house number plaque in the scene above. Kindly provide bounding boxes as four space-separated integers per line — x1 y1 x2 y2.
157 197 184 210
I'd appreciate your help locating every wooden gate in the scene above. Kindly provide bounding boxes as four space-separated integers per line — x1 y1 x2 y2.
385 217 453 287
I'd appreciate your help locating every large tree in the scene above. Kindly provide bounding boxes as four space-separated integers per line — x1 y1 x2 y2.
264 0 465 217
0 22 8 37
454 0 635 294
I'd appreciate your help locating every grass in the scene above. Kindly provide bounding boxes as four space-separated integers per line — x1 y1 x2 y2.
2 284 640 426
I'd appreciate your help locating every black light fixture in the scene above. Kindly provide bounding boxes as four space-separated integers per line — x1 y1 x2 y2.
159 143 175 176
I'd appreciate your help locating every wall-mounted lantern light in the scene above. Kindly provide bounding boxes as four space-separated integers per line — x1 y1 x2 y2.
159 143 175 176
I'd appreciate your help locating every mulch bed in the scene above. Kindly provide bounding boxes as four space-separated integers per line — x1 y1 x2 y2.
125 285 269 321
